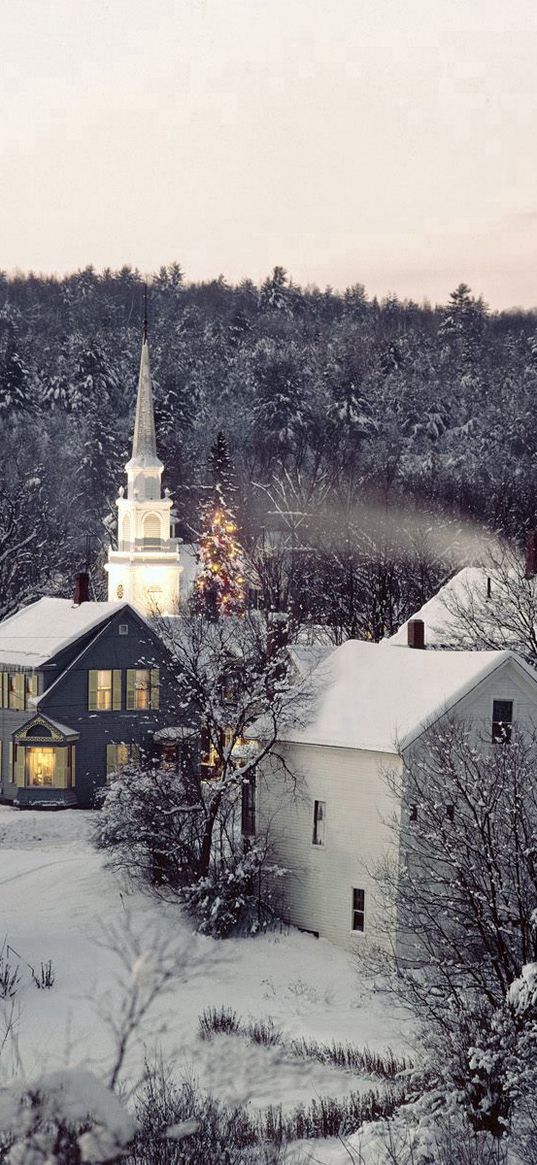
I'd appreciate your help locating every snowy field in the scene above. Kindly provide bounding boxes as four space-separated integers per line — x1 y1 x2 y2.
0 806 411 1160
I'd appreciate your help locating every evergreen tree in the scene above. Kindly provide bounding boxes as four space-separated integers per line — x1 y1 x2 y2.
208 430 236 496
194 434 244 619
0 328 32 413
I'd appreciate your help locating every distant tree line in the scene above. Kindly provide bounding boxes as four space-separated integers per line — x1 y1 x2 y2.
1 264 536 631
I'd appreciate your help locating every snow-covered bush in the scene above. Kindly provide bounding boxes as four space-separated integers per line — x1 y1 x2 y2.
128 1064 278 1165
95 612 300 938
0 1068 136 1165
180 842 285 938
93 763 202 894
0 950 20 999
198 1006 241 1039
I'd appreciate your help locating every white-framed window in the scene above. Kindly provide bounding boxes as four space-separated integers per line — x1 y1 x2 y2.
492 699 513 743
352 888 365 933
118 624 129 636
312 799 326 846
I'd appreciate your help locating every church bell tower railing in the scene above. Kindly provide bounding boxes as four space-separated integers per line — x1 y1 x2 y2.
118 537 180 553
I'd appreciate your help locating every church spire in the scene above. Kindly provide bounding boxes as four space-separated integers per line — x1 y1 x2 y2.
106 301 182 616
129 290 162 469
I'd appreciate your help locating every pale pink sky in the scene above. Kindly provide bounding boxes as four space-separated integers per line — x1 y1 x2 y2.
2 0 537 309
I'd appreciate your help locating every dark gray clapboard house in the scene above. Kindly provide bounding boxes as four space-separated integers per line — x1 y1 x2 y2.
0 575 184 807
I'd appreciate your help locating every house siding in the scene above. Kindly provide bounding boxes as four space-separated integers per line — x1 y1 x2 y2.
258 742 402 952
0 608 183 808
259 656 537 952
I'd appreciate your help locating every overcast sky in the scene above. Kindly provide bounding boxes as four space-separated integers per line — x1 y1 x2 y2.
2 0 537 309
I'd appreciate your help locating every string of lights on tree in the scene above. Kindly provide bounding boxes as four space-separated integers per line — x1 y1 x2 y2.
194 433 245 619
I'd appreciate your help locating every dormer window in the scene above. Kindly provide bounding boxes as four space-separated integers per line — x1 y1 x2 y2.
492 699 513 744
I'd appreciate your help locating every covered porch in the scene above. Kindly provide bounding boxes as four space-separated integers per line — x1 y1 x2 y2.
12 715 79 809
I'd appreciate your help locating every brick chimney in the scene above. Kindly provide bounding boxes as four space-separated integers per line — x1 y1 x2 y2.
407 618 425 649
73 571 90 606
526 530 537 579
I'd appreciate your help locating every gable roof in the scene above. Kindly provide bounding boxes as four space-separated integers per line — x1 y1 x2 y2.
277 639 536 754
388 567 495 647
0 598 131 668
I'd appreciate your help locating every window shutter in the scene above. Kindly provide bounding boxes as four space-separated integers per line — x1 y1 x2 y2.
1 673 6 709
126 670 136 711
150 668 160 710
8 742 13 776
130 743 140 765
55 749 67 789
13 675 24 711
112 670 122 711
88 671 98 712
106 743 117 774
13 745 25 787
71 745 76 787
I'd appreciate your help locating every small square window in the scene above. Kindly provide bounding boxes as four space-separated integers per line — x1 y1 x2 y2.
312 800 326 846
118 624 129 636
352 888 365 933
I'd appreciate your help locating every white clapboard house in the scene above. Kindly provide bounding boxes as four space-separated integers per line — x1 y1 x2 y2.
255 634 537 951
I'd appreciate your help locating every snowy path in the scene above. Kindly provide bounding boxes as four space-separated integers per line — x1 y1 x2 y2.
0 807 410 1122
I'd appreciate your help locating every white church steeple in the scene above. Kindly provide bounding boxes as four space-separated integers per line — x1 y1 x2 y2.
106 304 182 616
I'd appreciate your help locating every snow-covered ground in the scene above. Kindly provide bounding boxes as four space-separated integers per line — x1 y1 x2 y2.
0 806 410 1159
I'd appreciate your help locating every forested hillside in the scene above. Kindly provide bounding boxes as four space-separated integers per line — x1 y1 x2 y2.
1 264 536 638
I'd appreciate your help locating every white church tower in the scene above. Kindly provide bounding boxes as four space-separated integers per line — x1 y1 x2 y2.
106 316 182 616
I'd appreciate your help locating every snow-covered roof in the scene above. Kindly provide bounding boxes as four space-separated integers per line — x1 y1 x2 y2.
277 639 531 754
288 643 334 679
0 598 128 668
389 567 490 647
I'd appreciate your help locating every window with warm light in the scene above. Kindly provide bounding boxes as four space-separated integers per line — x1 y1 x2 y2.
106 742 140 774
27 747 56 787
88 670 122 712
126 668 159 711
22 746 73 789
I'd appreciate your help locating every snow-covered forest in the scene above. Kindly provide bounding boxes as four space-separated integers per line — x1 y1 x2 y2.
1 265 536 626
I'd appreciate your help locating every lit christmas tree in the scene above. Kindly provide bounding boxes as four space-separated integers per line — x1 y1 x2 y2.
194 433 245 619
